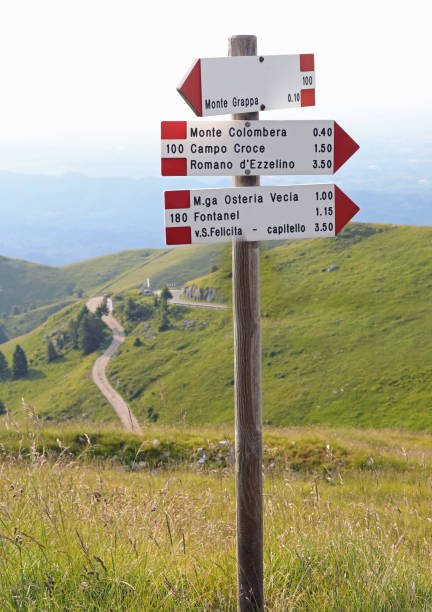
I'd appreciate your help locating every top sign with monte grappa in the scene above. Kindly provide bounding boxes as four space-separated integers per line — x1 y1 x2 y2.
178 54 315 116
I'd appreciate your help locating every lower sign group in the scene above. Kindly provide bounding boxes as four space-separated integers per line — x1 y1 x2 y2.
165 184 359 245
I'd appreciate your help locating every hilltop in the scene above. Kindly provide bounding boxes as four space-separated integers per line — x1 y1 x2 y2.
0 244 225 341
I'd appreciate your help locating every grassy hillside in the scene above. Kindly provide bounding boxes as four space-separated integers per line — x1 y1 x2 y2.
88 243 226 295
0 302 116 423
1 299 75 339
1 423 432 609
106 223 432 430
3 222 432 431
0 244 225 341
0 255 74 315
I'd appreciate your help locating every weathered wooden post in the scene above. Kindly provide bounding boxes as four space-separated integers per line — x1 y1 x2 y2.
229 34 263 612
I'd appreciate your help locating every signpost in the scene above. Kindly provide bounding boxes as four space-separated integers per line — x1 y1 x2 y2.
177 53 315 116
164 184 359 244
228 36 263 612
161 120 359 176
162 34 360 612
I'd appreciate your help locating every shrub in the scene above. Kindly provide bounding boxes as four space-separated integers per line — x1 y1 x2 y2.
47 341 58 363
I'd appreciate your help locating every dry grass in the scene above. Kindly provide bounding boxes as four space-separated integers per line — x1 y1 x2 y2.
1 428 432 610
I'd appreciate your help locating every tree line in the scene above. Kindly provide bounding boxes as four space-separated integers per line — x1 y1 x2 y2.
116 288 173 332
0 302 109 384
0 302 109 416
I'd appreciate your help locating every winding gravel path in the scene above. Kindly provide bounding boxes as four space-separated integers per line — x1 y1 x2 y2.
86 289 226 431
86 297 141 433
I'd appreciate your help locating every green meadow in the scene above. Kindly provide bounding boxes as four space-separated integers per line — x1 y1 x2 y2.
0 421 432 610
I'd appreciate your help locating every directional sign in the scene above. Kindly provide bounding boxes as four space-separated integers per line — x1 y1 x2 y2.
161 120 359 176
178 54 315 116
164 184 359 245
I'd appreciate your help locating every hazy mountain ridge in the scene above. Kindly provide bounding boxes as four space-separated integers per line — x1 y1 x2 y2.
1 142 431 265
0 172 164 264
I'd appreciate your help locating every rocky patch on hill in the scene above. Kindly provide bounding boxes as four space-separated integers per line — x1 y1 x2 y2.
182 284 223 302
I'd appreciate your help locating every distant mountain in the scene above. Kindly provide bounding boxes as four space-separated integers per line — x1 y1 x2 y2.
0 139 431 266
0 172 165 264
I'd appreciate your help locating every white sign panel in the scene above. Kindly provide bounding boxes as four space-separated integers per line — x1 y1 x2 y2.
164 185 359 245
178 54 316 116
161 120 359 176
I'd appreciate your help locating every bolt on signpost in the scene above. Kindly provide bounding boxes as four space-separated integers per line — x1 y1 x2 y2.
161 35 359 611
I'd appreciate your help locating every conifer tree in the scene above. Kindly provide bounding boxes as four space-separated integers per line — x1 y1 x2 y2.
0 351 8 379
78 312 105 355
12 345 28 379
47 341 58 363
160 286 173 304
96 298 109 317
157 286 172 331
67 306 89 349
78 316 94 356
158 302 170 331
66 318 78 349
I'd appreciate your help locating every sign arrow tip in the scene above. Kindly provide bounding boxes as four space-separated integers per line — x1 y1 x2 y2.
335 186 360 234
177 60 203 116
334 122 360 172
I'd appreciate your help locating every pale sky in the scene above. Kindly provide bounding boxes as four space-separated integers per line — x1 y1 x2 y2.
0 0 430 171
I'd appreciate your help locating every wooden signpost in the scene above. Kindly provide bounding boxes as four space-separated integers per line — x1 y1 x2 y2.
229 35 263 612
162 34 360 611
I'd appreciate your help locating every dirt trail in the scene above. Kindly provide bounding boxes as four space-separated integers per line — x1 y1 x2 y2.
85 288 226 431
86 297 141 433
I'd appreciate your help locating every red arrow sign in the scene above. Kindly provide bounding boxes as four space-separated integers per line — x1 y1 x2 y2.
164 184 359 245
334 185 360 235
334 123 359 172
179 60 203 116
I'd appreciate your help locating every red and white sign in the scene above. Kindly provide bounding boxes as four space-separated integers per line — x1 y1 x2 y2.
164 184 359 245
178 54 315 116
161 120 359 176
